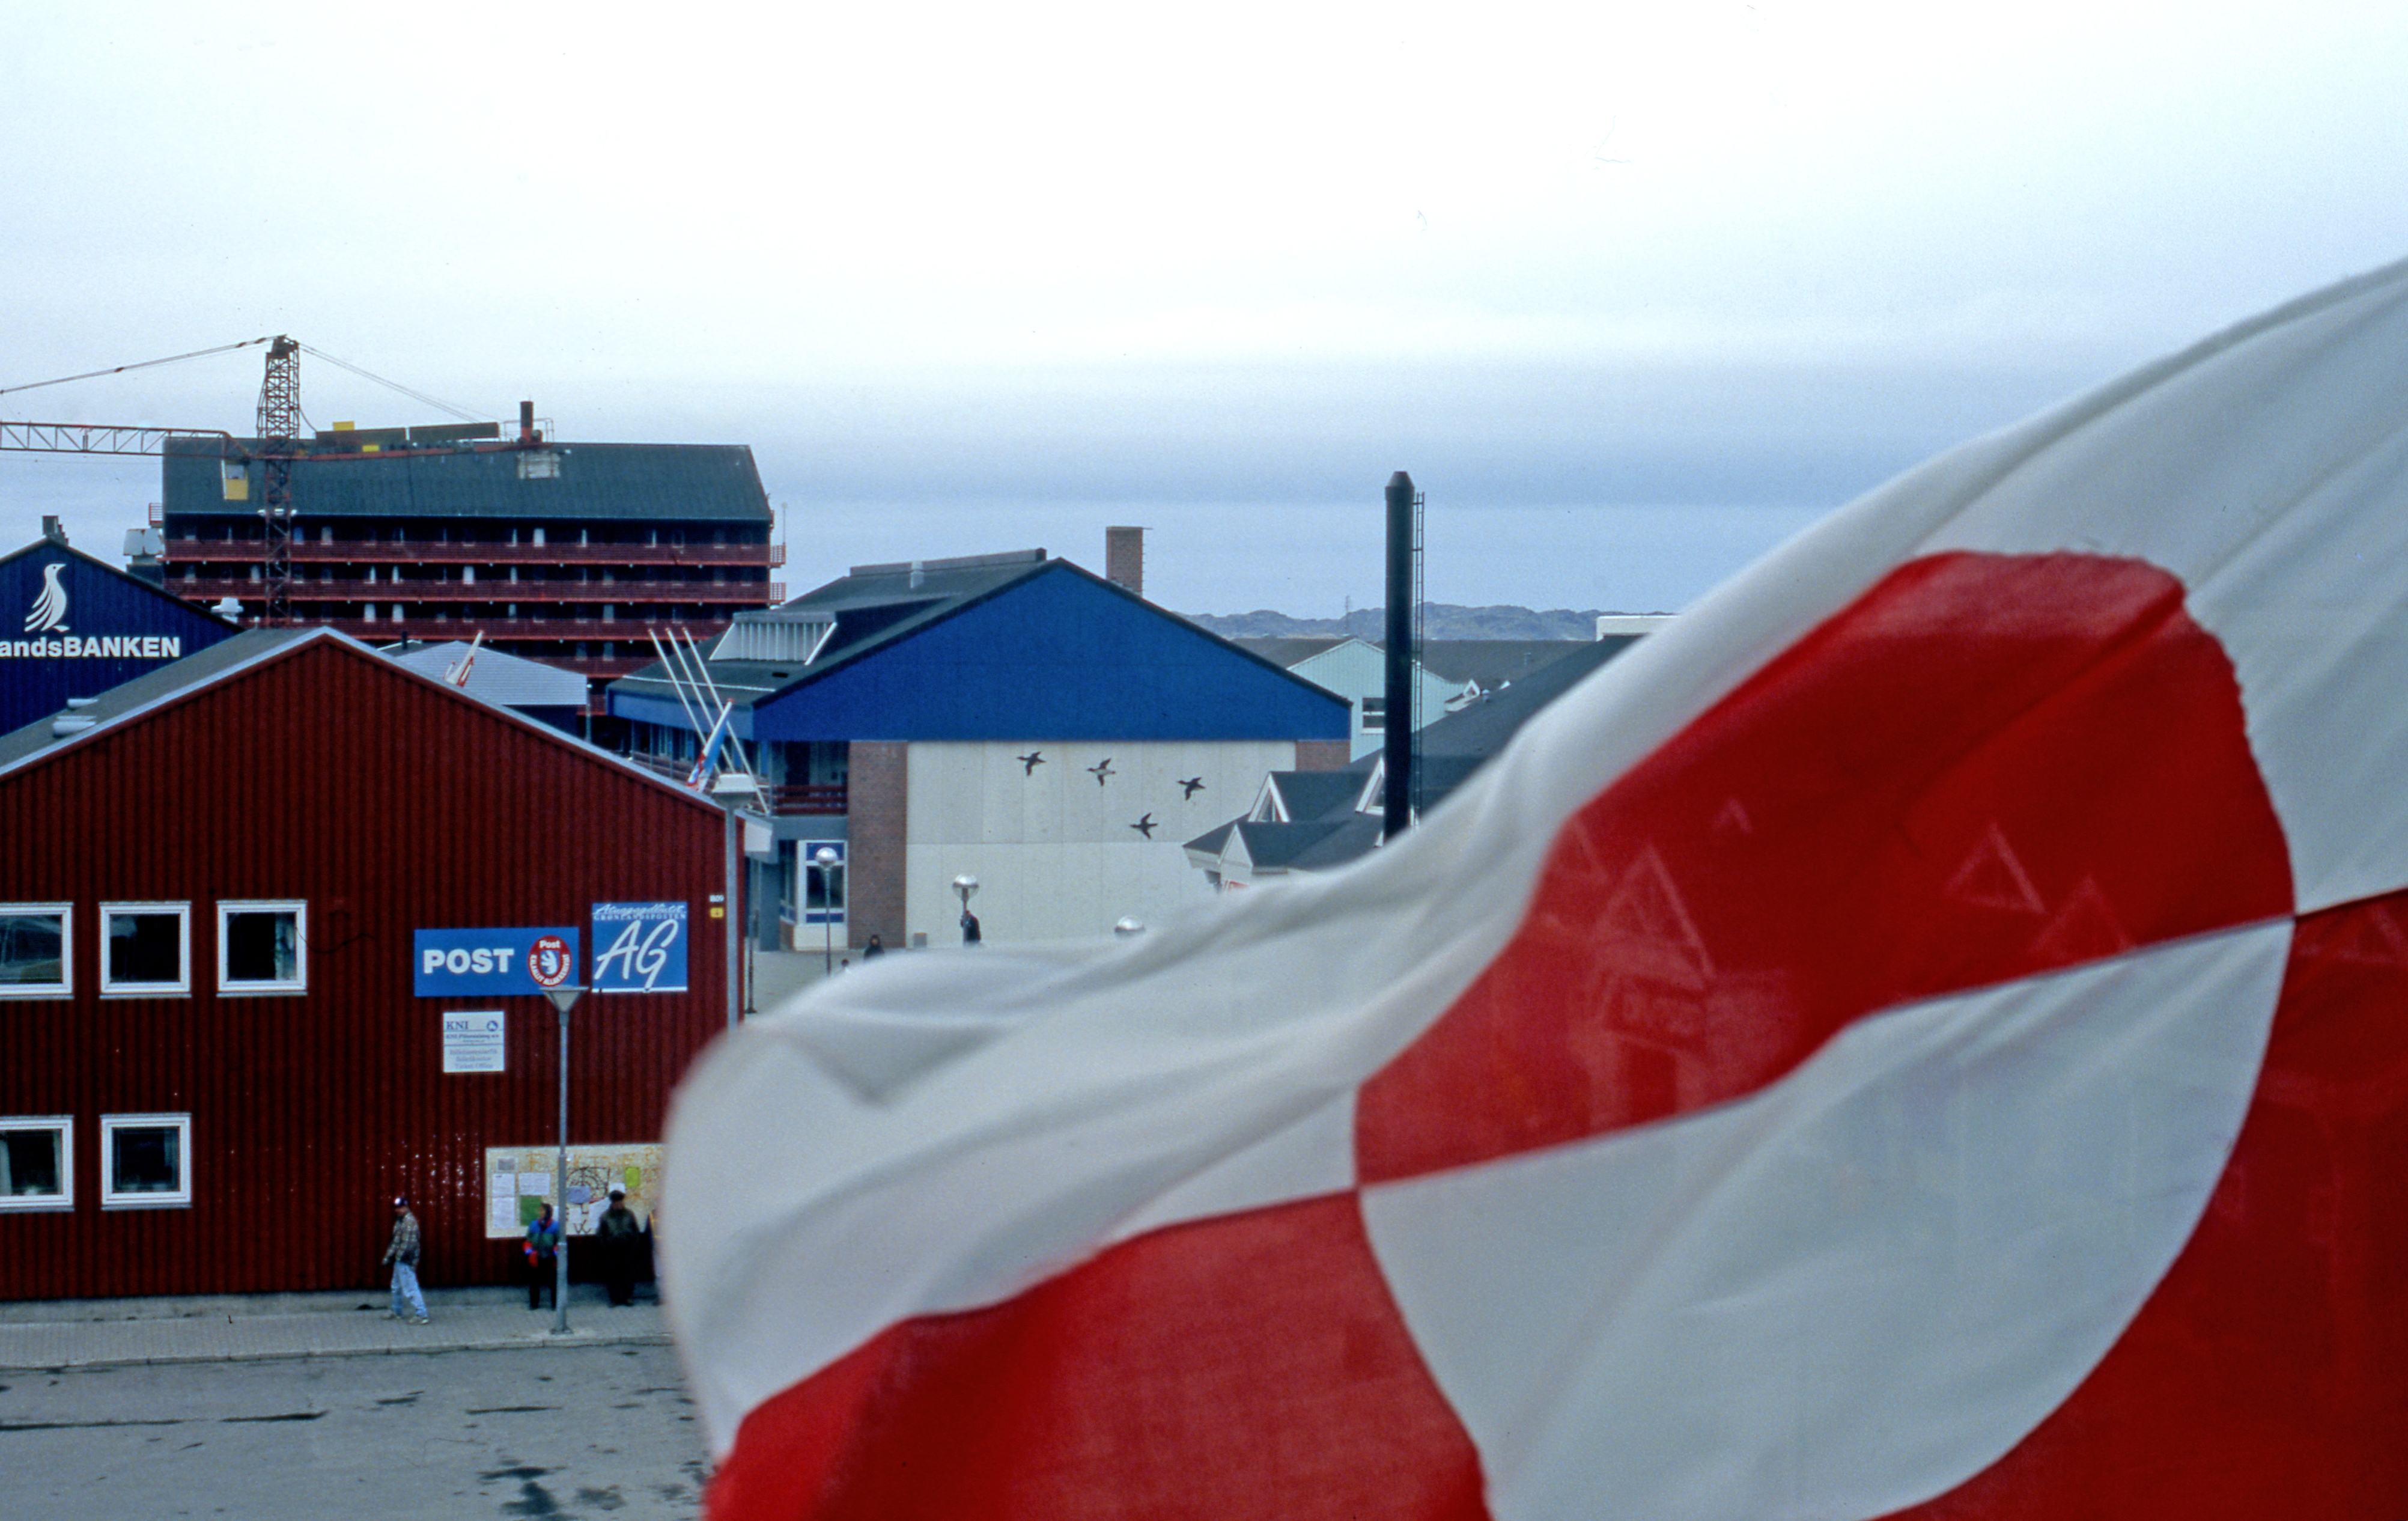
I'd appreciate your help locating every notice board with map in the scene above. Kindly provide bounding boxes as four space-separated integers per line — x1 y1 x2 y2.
484 1143 663 1238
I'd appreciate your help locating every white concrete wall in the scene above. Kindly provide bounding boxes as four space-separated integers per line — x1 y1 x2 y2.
905 739 1297 943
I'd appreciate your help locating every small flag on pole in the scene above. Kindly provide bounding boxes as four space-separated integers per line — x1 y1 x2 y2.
666 258 2408 1519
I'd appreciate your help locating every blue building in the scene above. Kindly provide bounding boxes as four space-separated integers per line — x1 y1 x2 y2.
0 528 239 736
610 547 1352 947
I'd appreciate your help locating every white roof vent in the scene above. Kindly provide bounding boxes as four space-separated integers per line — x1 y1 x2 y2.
715 608 837 664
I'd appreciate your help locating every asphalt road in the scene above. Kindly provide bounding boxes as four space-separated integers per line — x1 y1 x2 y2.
0 1340 712 1521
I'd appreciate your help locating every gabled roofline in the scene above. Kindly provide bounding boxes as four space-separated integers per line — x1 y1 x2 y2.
614 556 1353 721
0 625 728 817
0 537 240 628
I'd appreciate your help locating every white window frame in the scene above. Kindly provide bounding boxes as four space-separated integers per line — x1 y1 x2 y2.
0 1115 74 1211
100 901 190 997
0 902 72 999
100 1112 192 1209
216 900 308 995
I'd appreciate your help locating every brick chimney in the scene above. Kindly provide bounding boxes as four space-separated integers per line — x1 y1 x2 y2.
1105 526 1145 597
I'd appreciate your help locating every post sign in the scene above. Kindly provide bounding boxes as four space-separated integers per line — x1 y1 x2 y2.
442 1010 506 1073
591 902 689 993
413 927 581 997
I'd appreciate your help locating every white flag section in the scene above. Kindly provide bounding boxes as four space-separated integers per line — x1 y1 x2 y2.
667 257 2408 1521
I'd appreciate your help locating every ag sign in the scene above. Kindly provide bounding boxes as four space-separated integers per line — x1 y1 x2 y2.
592 902 689 993
413 927 581 998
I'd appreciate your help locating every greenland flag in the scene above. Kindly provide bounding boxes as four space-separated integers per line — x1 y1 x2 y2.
665 258 2408 1520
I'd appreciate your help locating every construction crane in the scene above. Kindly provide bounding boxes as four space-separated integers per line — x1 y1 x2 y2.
1 337 489 623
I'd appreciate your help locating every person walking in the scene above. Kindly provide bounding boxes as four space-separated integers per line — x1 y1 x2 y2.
862 933 884 960
595 1187 643 1306
524 1201 562 1311
383 1195 429 1324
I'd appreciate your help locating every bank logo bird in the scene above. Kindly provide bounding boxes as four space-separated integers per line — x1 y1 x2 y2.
26 563 68 633
1017 751 1045 775
1130 813 1157 839
1087 757 1115 787
1178 776 1205 800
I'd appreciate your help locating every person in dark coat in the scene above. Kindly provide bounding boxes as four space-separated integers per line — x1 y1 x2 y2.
862 933 885 959
524 1202 561 1311
595 1187 644 1306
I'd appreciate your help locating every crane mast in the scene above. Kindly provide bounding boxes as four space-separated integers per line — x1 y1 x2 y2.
255 337 302 624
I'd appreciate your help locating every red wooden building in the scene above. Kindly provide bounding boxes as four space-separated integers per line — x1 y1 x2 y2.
0 629 729 1300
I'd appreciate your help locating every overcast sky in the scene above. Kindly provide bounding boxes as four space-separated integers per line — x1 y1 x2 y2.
4 2 2402 617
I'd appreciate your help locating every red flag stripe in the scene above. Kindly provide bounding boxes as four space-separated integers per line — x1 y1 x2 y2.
1357 552 2293 1183
710 1192 1489 1521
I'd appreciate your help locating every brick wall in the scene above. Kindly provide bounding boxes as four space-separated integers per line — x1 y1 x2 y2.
1294 739 1352 772
1105 526 1145 596
847 741 910 948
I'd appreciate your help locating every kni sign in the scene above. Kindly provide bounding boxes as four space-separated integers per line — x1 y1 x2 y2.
413 927 582 997
592 901 689 993
442 1010 506 1073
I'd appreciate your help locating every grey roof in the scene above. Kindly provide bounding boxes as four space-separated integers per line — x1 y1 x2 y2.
0 628 314 772
1229 636 1349 669
1268 769 1364 821
1415 638 1638 761
1414 639 1594 686
1229 635 1588 687
380 639 589 709
1185 636 1646 871
162 437 771 523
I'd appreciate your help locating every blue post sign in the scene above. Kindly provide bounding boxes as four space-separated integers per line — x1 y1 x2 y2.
413 927 580 998
592 902 689 993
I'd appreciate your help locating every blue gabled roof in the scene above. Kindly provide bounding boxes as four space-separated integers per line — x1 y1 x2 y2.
609 554 1349 743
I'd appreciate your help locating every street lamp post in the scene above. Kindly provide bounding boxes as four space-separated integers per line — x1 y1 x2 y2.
813 846 841 976
952 874 980 945
543 984 585 1337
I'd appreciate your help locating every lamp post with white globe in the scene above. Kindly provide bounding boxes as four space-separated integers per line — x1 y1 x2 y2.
952 874 981 945
812 846 841 975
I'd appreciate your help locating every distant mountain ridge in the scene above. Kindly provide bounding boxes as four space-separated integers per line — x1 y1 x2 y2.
1184 603 1640 641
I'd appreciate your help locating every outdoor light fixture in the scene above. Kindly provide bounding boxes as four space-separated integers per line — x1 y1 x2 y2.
952 874 981 946
813 846 841 977
543 984 585 1337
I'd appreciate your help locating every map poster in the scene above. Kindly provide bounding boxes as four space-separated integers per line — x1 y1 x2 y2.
483 1142 664 1238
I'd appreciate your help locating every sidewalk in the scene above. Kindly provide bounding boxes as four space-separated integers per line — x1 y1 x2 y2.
0 1285 670 1371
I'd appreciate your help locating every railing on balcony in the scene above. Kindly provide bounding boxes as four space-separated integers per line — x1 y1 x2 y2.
161 537 782 568
235 614 744 644
170 575 777 606
612 753 847 815
767 784 848 815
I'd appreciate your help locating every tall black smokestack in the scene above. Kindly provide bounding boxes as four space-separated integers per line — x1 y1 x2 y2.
1382 471 1414 843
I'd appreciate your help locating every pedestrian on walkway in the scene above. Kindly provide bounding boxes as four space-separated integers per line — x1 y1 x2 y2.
596 1188 643 1306
524 1202 561 1311
383 1195 429 1324
862 933 884 960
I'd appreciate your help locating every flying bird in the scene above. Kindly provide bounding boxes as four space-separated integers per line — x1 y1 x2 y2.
1178 776 1205 800
1130 814 1157 839
1017 751 1045 776
1087 758 1115 787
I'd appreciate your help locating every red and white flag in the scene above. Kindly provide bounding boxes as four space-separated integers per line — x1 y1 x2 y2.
664 259 2408 1519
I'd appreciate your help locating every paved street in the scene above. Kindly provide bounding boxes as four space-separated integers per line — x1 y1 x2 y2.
0 1295 713 1521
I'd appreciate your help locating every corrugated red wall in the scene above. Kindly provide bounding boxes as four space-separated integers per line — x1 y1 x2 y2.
0 636 729 1300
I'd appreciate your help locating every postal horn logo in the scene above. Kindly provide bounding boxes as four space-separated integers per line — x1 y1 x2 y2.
25 564 68 634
